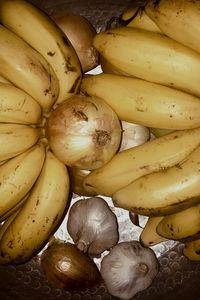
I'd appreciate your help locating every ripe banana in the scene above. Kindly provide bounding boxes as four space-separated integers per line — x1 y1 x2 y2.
156 203 200 242
120 7 162 33
81 73 200 130
0 24 59 112
83 127 200 197
0 0 82 105
0 143 45 219
145 0 200 54
93 26 200 98
0 124 40 161
113 144 200 216
0 210 19 241
0 83 42 124
183 239 200 261
139 216 166 247
0 150 70 265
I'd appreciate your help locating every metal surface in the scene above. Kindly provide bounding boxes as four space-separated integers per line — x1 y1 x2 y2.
0 0 200 299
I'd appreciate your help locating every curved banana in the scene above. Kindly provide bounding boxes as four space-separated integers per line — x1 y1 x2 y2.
0 124 40 161
0 143 45 219
140 216 166 247
0 210 19 241
81 74 200 130
183 239 200 261
120 7 161 33
0 83 42 124
113 144 200 216
145 0 200 54
0 24 59 112
83 127 200 197
93 26 200 98
0 150 70 265
156 203 200 242
0 0 82 105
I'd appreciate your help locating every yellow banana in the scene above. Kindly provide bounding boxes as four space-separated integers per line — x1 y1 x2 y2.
0 192 29 223
120 7 162 32
93 26 200 98
83 128 200 197
183 239 200 261
0 0 82 105
145 0 200 54
81 73 200 130
0 83 42 124
0 143 45 219
156 203 200 242
0 210 19 241
113 144 200 216
0 124 40 161
0 150 70 264
0 24 59 112
140 216 166 247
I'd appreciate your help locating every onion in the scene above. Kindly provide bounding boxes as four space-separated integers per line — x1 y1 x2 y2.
40 239 101 290
49 11 99 73
100 241 159 299
45 94 122 170
67 197 119 257
68 168 96 196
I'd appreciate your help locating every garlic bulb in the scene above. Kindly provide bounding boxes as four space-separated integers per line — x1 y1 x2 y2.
67 197 119 257
119 121 150 152
100 241 159 299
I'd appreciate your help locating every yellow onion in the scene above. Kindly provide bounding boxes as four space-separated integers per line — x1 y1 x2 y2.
68 168 96 196
40 239 101 290
49 11 99 73
45 94 122 170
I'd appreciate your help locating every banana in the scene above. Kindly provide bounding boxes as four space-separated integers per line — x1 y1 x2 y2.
113 144 200 216
120 7 162 33
0 210 19 241
139 216 166 247
156 203 200 242
0 83 42 124
0 0 82 105
83 127 200 197
145 0 200 54
0 150 70 265
0 192 29 223
0 124 41 161
93 26 200 98
81 73 200 130
0 24 59 112
183 239 200 261
0 143 45 219
0 75 11 84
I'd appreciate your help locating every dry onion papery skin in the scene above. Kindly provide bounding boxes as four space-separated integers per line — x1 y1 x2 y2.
45 94 122 170
49 11 99 73
40 240 101 290
68 167 97 196
67 197 119 257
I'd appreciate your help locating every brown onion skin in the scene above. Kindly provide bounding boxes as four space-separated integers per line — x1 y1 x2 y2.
40 241 101 290
49 11 99 73
45 94 121 170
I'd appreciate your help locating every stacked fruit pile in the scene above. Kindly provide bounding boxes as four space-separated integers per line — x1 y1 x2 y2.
0 0 200 298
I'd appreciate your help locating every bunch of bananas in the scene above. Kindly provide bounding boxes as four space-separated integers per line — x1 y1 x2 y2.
80 0 200 262
0 0 83 265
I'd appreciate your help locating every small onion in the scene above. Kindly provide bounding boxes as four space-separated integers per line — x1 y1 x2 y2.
67 197 119 257
101 241 159 299
49 11 99 73
40 239 101 290
68 167 96 196
45 94 122 170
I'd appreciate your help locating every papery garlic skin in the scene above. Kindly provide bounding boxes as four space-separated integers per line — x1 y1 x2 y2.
100 241 159 299
67 197 119 257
